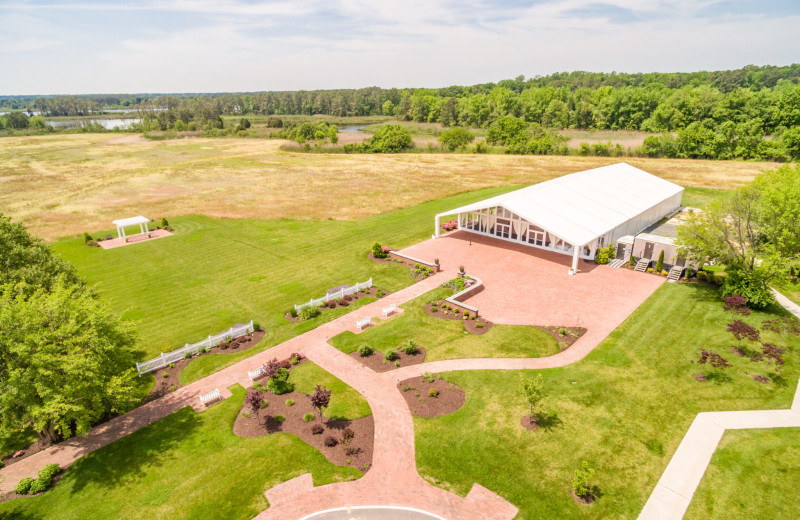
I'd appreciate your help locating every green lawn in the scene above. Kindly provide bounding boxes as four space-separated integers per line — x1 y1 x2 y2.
288 362 372 420
776 278 800 306
329 288 560 361
682 186 724 209
0 385 359 520
51 187 519 391
685 427 800 519
412 282 800 519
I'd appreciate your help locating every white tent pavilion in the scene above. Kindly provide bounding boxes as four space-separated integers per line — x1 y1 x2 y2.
112 216 151 241
434 163 683 275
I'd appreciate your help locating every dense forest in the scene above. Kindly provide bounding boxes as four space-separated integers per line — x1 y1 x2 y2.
2 64 799 159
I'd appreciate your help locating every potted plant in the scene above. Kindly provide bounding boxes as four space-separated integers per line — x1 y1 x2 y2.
434 258 439 266
459 265 465 275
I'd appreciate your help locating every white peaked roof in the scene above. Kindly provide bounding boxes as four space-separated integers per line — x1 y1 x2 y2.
112 216 150 227
438 163 683 246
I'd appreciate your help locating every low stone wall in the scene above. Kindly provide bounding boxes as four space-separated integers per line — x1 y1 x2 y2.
445 274 483 318
388 251 440 272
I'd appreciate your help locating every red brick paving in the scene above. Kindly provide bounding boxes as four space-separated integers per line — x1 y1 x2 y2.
97 229 173 249
0 233 664 520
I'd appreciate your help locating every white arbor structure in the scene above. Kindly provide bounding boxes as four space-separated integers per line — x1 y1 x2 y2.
112 216 151 241
434 163 683 275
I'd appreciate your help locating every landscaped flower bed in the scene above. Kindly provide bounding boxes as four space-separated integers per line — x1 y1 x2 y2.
536 326 587 350
368 250 436 281
348 340 426 372
143 329 265 403
424 299 493 335
284 286 388 322
234 356 373 471
398 373 465 417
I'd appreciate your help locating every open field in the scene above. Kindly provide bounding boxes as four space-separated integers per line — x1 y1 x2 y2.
0 385 361 519
685 427 800 519
559 129 656 150
0 133 776 241
413 282 800 519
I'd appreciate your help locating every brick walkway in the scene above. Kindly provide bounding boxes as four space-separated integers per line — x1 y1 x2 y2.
0 237 665 519
637 290 800 520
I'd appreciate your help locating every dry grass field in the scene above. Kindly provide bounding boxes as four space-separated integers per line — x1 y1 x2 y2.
0 133 780 240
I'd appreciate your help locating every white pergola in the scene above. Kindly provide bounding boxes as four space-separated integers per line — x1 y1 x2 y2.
434 163 684 275
112 216 150 241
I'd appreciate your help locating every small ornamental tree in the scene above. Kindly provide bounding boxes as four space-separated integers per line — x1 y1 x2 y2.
727 320 761 346
519 374 546 420
722 294 750 316
572 460 595 499
371 241 388 259
750 343 785 367
245 390 264 421
697 349 731 370
655 250 664 273
263 358 281 380
762 316 800 338
309 385 332 418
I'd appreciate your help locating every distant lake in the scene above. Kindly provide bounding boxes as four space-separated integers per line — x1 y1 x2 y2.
338 124 367 133
45 118 141 129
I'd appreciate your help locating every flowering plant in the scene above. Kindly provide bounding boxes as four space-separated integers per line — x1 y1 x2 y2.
441 219 458 231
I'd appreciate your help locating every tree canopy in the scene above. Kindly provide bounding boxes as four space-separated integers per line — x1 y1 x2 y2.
0 214 138 444
677 164 800 307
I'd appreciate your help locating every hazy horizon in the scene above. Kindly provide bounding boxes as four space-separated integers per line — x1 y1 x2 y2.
1 0 799 96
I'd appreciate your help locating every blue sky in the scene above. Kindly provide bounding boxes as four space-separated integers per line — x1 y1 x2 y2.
0 0 798 94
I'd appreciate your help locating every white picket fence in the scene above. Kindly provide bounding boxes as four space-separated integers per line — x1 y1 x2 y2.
136 320 255 375
294 278 373 312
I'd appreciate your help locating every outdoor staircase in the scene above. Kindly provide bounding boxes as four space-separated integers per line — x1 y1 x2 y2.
608 259 625 269
634 258 650 273
667 265 684 283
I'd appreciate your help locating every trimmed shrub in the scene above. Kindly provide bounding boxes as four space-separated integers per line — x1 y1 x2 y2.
400 340 418 355
376 289 385 298
273 414 286 423
655 250 665 272
288 308 298 318
253 322 262 331
303 413 315 422
14 477 35 495
371 241 388 259
384 348 398 361
267 367 294 395
358 344 374 357
300 306 320 320
28 476 50 494
83 231 93 244
311 425 324 435
324 436 338 447
698 270 708 281
629 255 636 267
428 388 440 397
285 399 295 406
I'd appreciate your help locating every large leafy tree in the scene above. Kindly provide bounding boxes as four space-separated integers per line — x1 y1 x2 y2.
0 214 138 445
0 280 138 444
677 164 800 307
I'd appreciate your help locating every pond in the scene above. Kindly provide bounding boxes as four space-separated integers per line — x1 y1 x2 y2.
44 118 141 130
300 507 445 520
338 124 368 133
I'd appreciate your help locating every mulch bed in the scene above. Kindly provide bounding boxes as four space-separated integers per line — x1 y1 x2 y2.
571 489 596 505
520 416 539 431
423 301 493 335
143 330 265 403
693 374 708 382
0 440 48 470
752 374 770 384
349 348 426 373
537 326 588 350
368 252 436 281
233 389 373 471
284 287 390 323
0 472 67 504
398 374 465 417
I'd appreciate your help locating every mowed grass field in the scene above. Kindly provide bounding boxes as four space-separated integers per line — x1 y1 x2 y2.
685 427 800 519
50 187 517 368
0 133 777 240
0 385 362 520
412 282 800 519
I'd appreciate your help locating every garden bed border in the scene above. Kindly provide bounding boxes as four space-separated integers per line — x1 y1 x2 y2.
388 250 440 272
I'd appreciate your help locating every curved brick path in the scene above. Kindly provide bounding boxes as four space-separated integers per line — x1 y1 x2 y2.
0 251 661 519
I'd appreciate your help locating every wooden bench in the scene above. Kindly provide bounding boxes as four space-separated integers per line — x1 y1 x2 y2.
199 388 221 406
356 317 371 330
248 367 266 381
382 304 397 317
